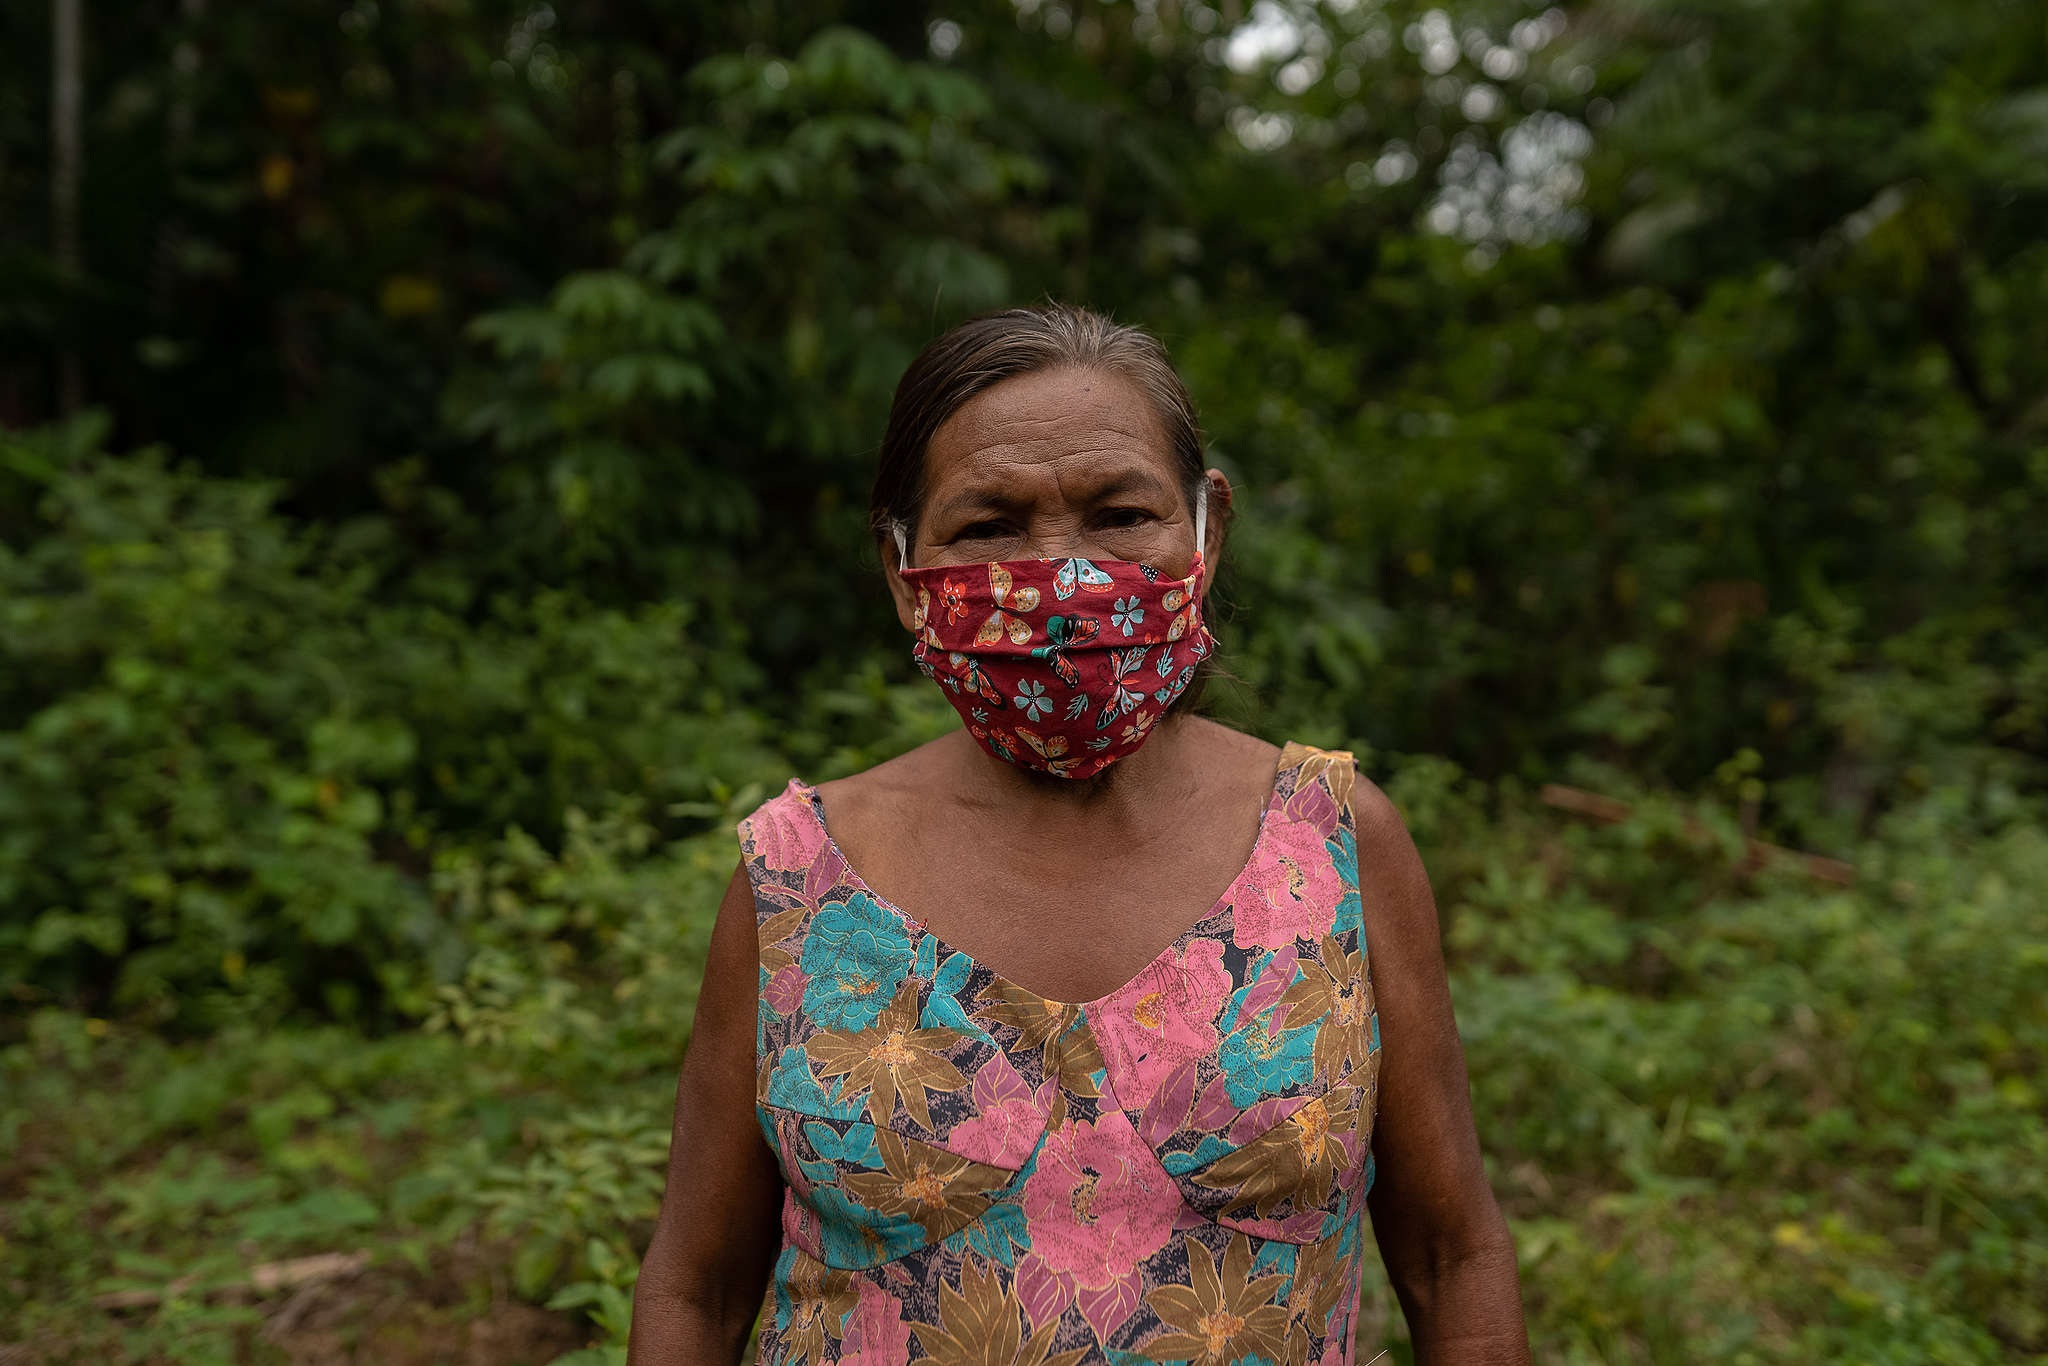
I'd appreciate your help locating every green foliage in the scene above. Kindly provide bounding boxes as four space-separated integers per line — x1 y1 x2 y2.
3 0 2044 1361
7 768 2043 1363
0 418 772 1027
1399 767 2048 1360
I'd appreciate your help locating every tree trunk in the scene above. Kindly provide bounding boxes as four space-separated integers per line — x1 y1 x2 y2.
52 0 84 415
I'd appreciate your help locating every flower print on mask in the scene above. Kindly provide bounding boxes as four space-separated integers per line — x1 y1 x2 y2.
1110 596 1145 636
937 576 972 626
1013 678 1052 720
893 486 1216 779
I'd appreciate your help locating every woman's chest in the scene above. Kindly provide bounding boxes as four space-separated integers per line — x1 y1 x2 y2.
849 793 1267 1005
747 773 1384 1278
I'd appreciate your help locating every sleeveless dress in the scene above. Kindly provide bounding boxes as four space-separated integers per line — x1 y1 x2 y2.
736 743 1381 1366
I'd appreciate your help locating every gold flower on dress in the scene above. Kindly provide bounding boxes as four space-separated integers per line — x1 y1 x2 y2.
1280 1233 1354 1365
1190 1083 1362 1222
972 981 1104 1129
908 1258 1088 1366
780 1246 860 1366
758 905 809 974
1141 1234 1289 1365
1289 745 1357 813
840 1128 1015 1243
808 982 967 1130
1270 932 1377 1085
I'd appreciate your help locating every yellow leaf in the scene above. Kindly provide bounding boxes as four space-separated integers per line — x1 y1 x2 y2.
260 154 295 200
1773 1221 1815 1253
261 86 320 118
378 274 442 319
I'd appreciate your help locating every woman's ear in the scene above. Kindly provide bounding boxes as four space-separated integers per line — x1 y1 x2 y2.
1201 469 1233 574
881 531 922 631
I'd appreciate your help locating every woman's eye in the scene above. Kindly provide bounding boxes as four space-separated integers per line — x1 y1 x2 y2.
959 521 1008 539
1099 507 1150 529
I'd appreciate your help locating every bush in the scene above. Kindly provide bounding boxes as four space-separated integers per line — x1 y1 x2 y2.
0 416 774 1029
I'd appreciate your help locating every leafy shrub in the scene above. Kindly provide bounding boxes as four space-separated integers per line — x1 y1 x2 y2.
0 417 773 1029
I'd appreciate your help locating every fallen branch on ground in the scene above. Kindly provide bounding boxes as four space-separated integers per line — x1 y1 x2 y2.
1539 783 1855 886
94 1251 370 1311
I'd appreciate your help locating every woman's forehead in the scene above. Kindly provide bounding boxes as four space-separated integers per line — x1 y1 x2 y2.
924 366 1175 497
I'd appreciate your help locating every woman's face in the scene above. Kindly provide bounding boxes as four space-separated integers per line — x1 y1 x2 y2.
885 366 1225 629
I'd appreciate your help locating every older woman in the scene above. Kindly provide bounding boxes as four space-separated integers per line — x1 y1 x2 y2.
628 306 1530 1365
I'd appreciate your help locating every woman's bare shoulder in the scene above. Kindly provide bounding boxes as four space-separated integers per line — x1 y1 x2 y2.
812 730 969 823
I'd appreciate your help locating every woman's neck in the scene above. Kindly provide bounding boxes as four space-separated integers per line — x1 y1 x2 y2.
962 711 1198 815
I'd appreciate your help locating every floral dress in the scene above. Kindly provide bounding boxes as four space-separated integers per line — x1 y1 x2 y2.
737 743 1381 1366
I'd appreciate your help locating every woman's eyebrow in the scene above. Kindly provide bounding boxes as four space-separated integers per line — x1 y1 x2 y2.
1077 469 1171 502
929 467 1170 521
927 489 1021 523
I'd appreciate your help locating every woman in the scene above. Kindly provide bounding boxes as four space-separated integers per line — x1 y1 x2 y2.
628 305 1530 1365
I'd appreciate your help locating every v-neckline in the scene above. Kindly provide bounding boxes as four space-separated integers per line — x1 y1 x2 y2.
790 745 1299 1012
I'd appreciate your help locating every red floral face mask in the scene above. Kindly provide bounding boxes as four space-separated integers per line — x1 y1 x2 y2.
894 489 1215 779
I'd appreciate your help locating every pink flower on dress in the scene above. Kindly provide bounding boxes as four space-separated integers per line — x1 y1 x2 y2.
1106 937 1230 1110
746 799 818 873
943 1051 1047 1169
841 1277 912 1365
1020 1114 1176 1290
1232 837 1340 949
1282 774 1341 837
764 964 808 1016
1013 1250 1073 1325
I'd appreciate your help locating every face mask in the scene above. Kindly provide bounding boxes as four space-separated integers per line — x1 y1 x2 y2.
893 488 1215 779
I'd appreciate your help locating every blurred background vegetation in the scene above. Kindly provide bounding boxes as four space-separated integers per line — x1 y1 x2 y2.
2 0 2044 1362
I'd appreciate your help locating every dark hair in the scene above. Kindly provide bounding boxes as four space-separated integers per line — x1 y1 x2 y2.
868 303 1211 545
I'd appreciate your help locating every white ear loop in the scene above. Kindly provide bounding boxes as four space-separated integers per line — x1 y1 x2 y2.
892 522 910 572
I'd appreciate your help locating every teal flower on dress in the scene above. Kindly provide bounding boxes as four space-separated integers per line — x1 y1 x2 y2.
1327 827 1362 939
811 1183 928 1268
1161 1132 1235 1175
1217 984 1318 1107
765 1050 865 1119
1013 678 1052 720
800 893 911 1031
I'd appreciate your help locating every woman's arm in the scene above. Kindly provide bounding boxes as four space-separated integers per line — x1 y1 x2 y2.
1355 782 1532 1365
627 862 786 1366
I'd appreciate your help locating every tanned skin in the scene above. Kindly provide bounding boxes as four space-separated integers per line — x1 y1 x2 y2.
628 367 1532 1364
